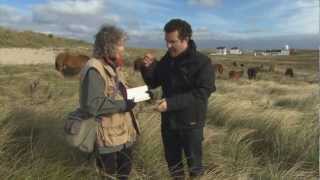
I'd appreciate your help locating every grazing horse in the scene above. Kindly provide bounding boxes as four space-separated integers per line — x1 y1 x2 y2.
229 70 243 80
232 61 237 67
133 52 156 72
133 57 144 71
213 63 224 74
285 68 294 77
55 52 90 77
247 67 258 80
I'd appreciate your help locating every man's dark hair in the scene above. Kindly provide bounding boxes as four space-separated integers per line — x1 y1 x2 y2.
164 19 192 40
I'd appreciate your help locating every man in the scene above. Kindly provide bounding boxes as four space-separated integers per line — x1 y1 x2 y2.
140 19 216 179
76 24 139 180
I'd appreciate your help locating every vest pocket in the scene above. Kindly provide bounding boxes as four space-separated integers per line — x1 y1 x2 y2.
105 123 127 137
97 114 131 147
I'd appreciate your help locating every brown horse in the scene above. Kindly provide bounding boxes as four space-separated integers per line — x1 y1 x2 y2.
133 57 144 71
229 70 243 80
285 68 294 77
213 63 224 74
133 53 156 72
232 61 237 67
55 52 90 77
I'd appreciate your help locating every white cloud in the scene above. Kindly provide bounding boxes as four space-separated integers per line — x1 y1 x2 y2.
271 0 319 34
28 0 122 41
236 0 271 12
65 24 91 33
188 0 221 7
34 0 104 16
103 15 121 24
107 0 175 14
32 0 105 24
0 5 25 24
194 13 230 27
0 0 148 43
225 0 319 39
0 0 317 48
128 28 162 40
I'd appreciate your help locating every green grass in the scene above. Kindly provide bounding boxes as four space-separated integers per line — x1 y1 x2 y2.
0 26 91 48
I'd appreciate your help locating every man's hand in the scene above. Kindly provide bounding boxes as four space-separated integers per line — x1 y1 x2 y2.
143 53 155 68
154 99 167 112
145 90 154 100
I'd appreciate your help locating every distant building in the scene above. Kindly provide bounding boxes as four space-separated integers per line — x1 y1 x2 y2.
254 50 265 56
229 47 242 55
282 45 290 55
262 49 281 56
280 49 290 55
285 45 289 50
216 46 227 55
256 45 290 56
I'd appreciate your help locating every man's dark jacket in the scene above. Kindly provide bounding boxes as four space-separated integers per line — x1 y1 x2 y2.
141 40 216 129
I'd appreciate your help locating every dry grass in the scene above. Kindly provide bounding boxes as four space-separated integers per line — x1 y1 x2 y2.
0 49 318 179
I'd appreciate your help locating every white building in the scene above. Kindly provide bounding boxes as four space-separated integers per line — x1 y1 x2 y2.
258 45 290 56
262 49 280 56
229 47 242 55
216 46 227 55
281 45 290 55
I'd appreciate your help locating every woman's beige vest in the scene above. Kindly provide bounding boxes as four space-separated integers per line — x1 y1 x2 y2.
80 58 140 147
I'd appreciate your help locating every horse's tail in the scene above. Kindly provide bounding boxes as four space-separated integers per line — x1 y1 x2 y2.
55 58 60 71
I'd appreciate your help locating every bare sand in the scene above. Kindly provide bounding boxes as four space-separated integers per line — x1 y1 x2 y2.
0 48 62 65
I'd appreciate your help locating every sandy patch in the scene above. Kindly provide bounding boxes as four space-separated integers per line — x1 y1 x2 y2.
0 48 63 65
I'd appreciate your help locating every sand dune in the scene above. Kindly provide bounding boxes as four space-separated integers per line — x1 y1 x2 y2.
0 48 61 65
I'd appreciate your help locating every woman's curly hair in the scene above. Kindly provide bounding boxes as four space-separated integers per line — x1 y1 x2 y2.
93 24 127 59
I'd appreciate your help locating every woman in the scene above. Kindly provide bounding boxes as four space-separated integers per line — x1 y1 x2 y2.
78 24 139 179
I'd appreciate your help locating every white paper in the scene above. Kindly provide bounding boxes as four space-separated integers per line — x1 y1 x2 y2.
127 85 150 102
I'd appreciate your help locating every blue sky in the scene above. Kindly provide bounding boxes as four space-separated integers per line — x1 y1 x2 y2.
0 0 319 48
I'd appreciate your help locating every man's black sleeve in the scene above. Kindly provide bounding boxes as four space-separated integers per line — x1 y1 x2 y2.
140 61 161 89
